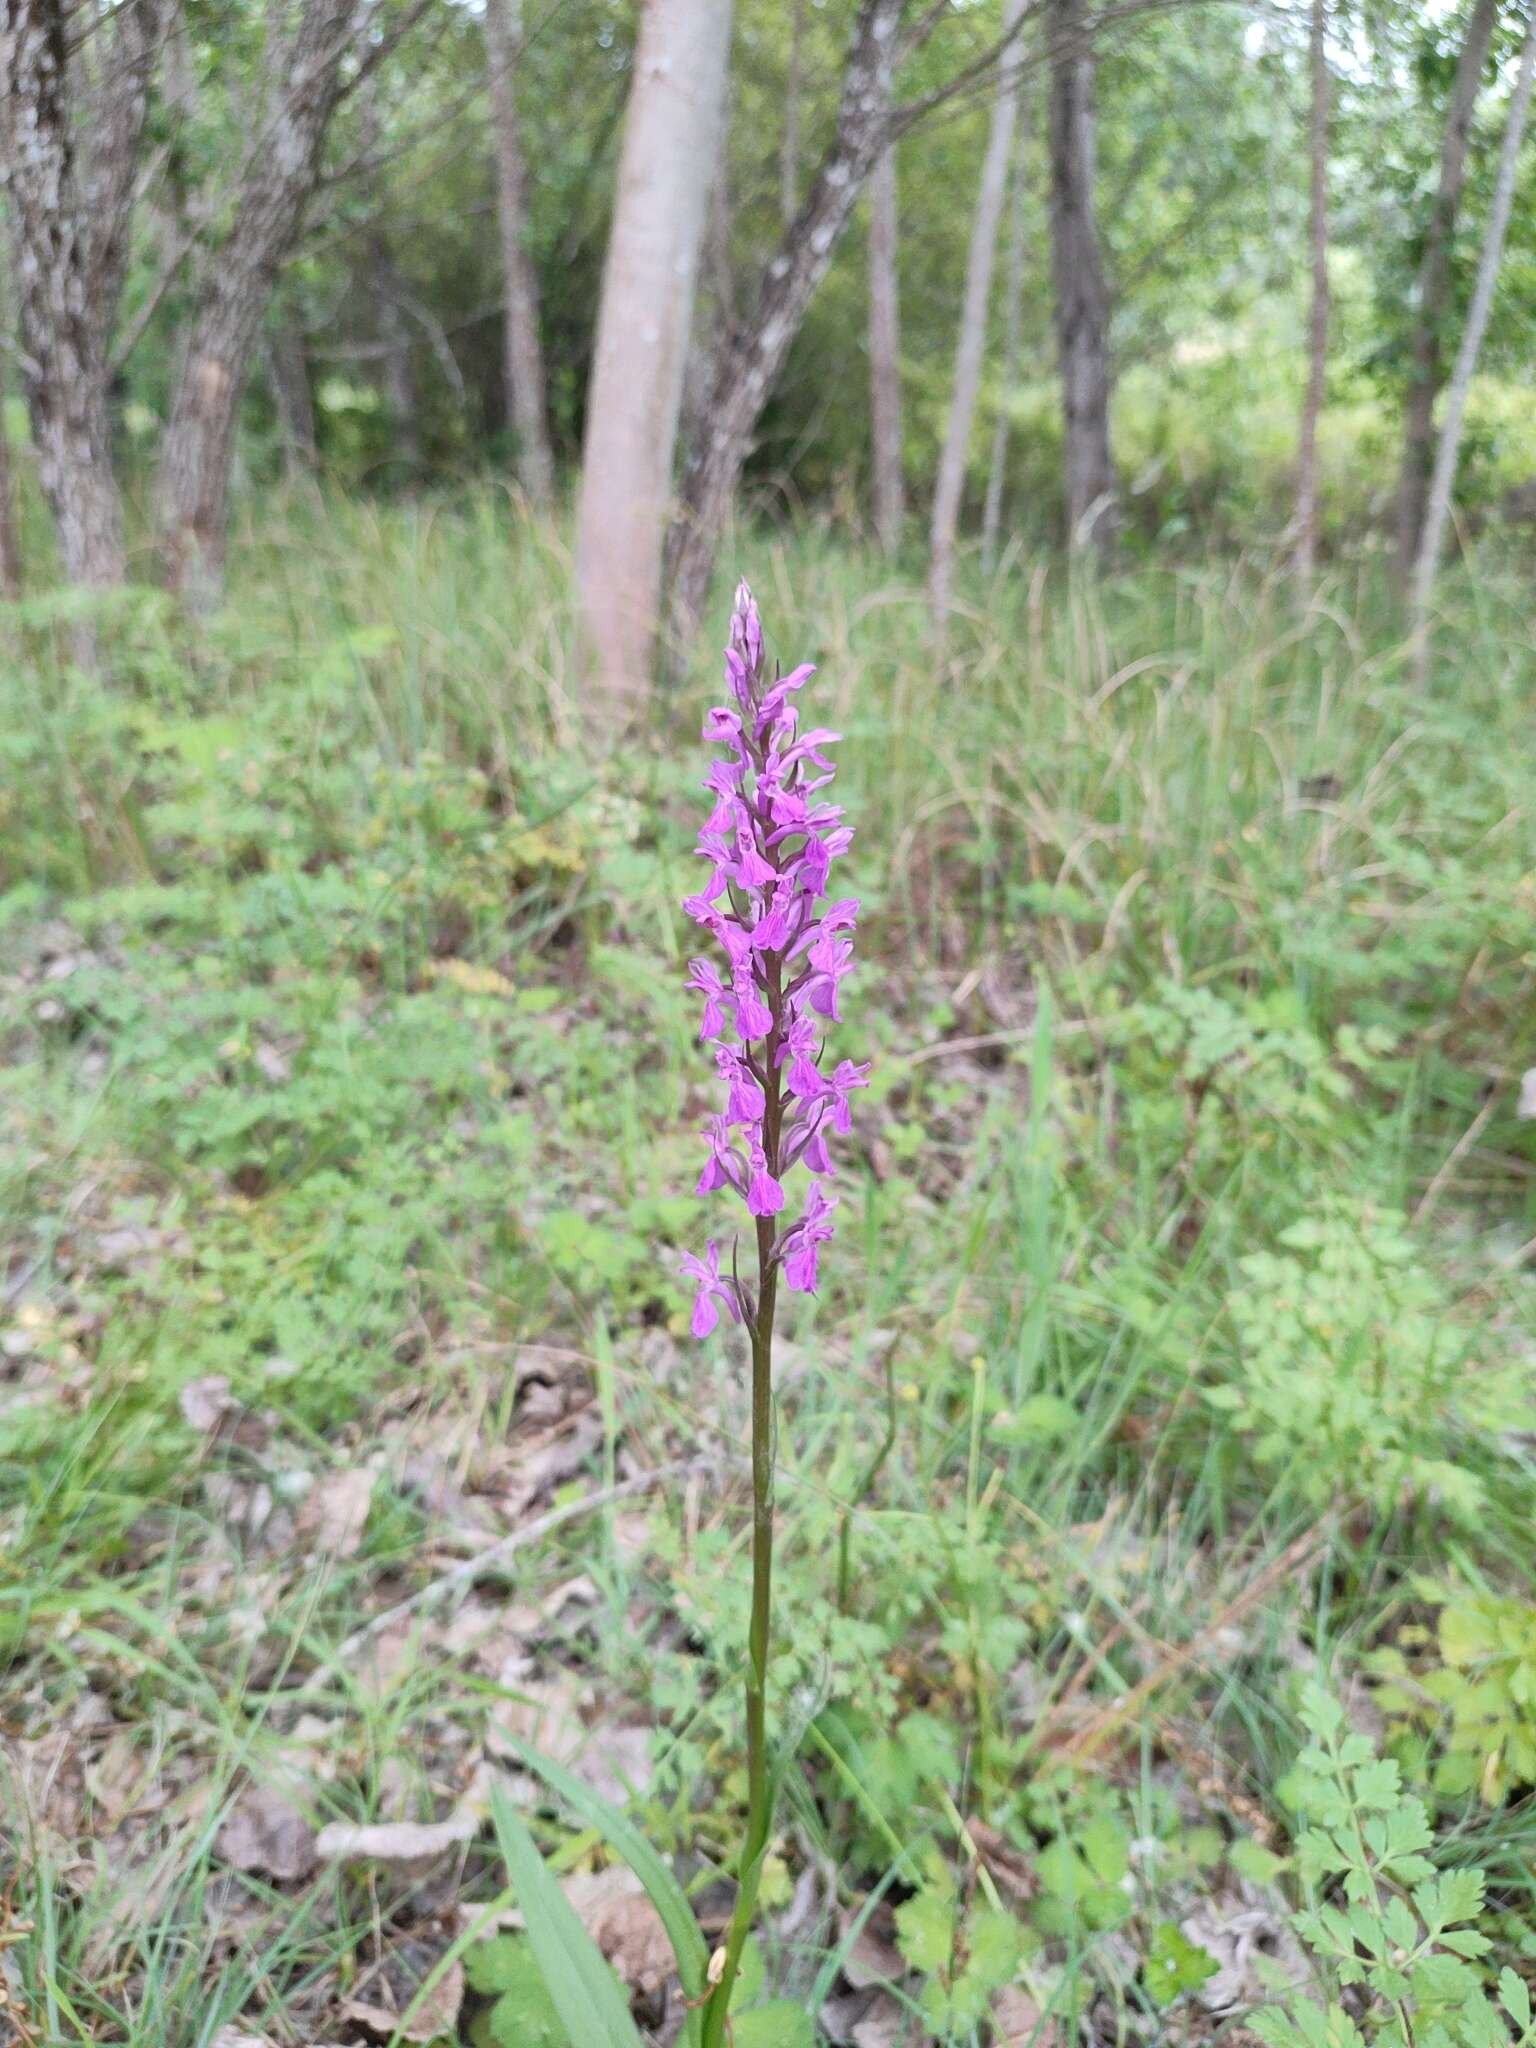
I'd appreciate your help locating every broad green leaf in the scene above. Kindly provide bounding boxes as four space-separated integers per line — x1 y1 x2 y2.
489 1784 645 2048
492 1729 709 2032
730 2003 816 2048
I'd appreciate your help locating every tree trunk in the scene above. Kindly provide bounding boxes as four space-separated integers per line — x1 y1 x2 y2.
1294 0 1329 587
0 342 20 598
982 108 1030 571
1394 0 1500 581
927 0 1027 632
1410 6 1536 679
782 0 805 227
484 0 555 510
372 239 423 475
156 0 362 605
264 318 318 481
575 0 735 715
867 134 905 554
0 0 157 589
667 0 907 649
1047 0 1117 553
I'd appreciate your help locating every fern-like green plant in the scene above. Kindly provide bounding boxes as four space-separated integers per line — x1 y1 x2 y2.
1253 1684 1530 2048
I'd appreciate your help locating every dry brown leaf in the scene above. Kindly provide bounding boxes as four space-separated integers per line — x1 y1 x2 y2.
488 1675 652 1805
314 1761 492 1866
968 1819 1038 1906
178 1374 272 1450
343 1958 465 2043
991 1984 1056 2045
215 1787 318 1882
836 1900 906 1991
294 1466 377 1557
563 1867 674 1993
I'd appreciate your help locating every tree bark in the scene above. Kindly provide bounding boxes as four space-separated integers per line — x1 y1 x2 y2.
867 134 905 554
1047 0 1117 554
1410 6 1536 678
1394 0 1500 581
1294 0 1329 587
782 0 805 227
484 0 555 510
0 342 20 599
927 0 1027 632
0 0 157 590
575 0 735 715
982 108 1030 571
372 238 423 475
667 0 907 649
264 316 318 481
155 0 364 605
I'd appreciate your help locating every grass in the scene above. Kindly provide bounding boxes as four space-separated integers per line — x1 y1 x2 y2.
2 490 1535 2045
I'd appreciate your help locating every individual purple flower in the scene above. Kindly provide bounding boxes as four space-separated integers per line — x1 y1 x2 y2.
679 580 865 1332
680 1241 744 1338
780 1184 837 1295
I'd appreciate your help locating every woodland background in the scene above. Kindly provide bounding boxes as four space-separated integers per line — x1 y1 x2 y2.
4 3 1536 2047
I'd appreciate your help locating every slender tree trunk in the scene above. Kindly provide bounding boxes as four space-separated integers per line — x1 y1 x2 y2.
667 0 907 648
867 136 905 554
982 109 1030 571
156 0 362 605
484 0 555 509
0 344 20 599
927 0 1027 632
1294 0 1329 586
1410 7 1536 679
1394 0 1500 581
372 239 423 475
680 136 736 468
575 0 735 714
0 0 157 590
1047 0 1117 553
264 318 318 480
782 0 805 226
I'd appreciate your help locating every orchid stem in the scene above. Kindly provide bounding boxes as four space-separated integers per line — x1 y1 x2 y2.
701 1041 784 2048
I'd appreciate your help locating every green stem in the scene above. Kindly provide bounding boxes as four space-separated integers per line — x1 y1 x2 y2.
700 1012 784 2048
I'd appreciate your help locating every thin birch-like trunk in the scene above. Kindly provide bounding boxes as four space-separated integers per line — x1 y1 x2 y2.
982 109 1030 573
666 0 906 647
156 0 369 605
867 130 905 553
484 0 555 509
575 0 735 714
1410 8 1536 679
927 0 1027 631
1394 0 1500 581
1047 0 1117 553
1294 0 1329 587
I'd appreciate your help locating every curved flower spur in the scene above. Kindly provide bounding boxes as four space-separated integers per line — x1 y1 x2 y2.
680 581 867 2044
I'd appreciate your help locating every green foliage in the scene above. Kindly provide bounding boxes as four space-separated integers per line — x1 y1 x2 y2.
1144 1920 1219 2008
1254 1686 1529 2048
1210 1201 1527 1519
1372 1590 1536 1804
894 1850 1027 2035
489 1788 645 2048
467 1935 567 2048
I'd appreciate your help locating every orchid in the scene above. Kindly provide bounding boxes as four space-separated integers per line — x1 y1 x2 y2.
681 580 866 2048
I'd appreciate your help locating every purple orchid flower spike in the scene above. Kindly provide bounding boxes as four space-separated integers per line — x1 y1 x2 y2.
680 581 866 2048
680 579 865 1325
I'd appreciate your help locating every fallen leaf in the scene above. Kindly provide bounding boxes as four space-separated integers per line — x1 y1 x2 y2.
562 1867 674 1993
489 1675 652 1805
294 1466 376 1557
314 1761 493 1866
215 1787 317 1882
343 1957 465 2043
1520 1069 1536 1120
968 1819 1038 1906
178 1374 272 1451
991 1984 1056 2044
